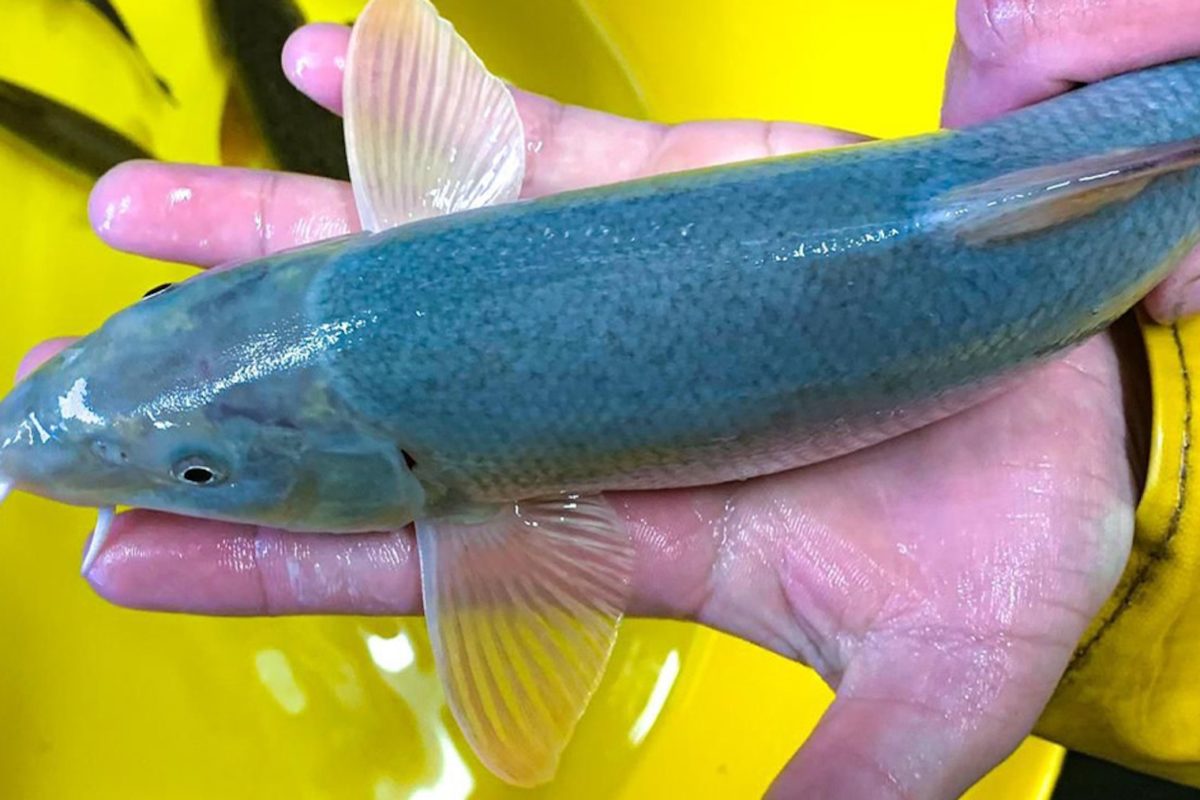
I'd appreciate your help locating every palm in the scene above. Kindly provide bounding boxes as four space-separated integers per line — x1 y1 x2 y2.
616 334 1136 795
24 18 1175 800
635 333 1133 667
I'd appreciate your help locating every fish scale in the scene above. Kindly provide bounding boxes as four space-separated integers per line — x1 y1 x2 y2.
307 59 1200 505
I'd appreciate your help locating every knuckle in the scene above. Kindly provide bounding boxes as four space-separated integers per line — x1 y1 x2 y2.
956 0 1043 68
251 525 280 614
255 172 281 257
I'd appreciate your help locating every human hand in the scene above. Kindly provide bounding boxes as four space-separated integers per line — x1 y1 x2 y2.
20 6 1200 797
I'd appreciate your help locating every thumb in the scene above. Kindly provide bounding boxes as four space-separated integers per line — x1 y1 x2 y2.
1143 247 1200 323
768 638 1055 799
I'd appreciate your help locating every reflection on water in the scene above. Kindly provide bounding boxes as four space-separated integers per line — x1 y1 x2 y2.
366 631 416 673
359 622 474 799
247 616 695 797
363 629 474 799
630 649 680 746
254 649 308 715
408 729 475 800
354 619 693 794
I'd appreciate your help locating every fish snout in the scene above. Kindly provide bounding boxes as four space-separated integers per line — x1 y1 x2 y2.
0 377 39 481
0 371 96 499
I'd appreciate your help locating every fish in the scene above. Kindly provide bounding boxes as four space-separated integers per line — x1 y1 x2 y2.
81 0 176 102
0 77 153 177
3 0 1200 785
211 0 350 180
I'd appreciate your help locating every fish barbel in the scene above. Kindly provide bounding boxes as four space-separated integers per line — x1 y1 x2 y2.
3 0 1200 785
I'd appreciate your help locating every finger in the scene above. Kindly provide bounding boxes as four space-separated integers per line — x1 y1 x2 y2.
519 109 867 199
1143 246 1200 323
90 116 859 267
96 26 862 267
281 23 866 197
85 512 422 615
88 161 359 266
86 488 731 621
944 0 1200 126
15 337 78 381
767 640 1057 799
281 22 348 115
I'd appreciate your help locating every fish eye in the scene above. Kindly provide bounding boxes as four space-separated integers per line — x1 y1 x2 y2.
171 456 227 487
142 283 174 299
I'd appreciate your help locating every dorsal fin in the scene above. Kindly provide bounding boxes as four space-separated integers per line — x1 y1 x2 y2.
935 137 1200 244
343 0 526 232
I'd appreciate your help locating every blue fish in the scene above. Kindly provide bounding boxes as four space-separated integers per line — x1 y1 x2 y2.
2 0 1200 785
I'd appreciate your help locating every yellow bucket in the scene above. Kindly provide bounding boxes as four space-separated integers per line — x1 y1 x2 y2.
0 1 1064 797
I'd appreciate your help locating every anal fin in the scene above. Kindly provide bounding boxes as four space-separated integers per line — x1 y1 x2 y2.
415 494 634 787
937 136 1200 244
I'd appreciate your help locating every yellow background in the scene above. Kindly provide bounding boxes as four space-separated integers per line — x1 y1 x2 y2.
0 1 1063 797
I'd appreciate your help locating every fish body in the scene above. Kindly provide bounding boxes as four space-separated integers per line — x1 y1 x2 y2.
313 70 1200 507
3 0 1200 785
0 77 153 177
17 56 1197 516
211 0 349 180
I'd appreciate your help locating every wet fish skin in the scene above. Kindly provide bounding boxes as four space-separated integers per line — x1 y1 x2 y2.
314 57 1200 508
211 0 349 180
2 58 1199 526
0 77 153 177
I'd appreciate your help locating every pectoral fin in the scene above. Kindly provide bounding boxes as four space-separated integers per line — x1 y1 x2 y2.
415 495 633 787
343 0 526 232
937 137 1200 244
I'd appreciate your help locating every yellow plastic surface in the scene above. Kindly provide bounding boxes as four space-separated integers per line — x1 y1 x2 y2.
0 1 1063 797
1037 313 1200 789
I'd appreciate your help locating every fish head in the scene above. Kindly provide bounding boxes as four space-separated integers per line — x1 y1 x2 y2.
0 256 426 532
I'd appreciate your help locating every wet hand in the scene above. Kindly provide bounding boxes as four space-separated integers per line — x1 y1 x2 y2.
20 5 1200 797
